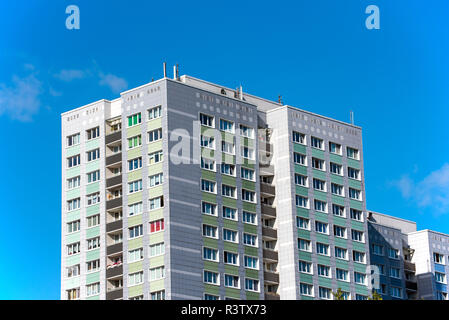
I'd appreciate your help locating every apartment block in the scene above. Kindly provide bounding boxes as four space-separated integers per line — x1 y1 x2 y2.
61 66 371 300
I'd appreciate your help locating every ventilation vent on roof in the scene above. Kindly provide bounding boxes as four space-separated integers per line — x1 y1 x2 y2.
220 88 226 95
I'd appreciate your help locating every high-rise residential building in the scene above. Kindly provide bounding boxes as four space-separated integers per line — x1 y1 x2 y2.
61 65 371 300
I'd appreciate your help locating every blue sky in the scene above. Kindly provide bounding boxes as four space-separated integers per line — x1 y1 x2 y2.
0 0 448 299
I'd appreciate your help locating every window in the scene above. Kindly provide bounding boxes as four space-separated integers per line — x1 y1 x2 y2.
148 128 163 143
67 198 80 211
224 251 238 265
347 147 359 160
354 272 366 285
203 224 218 238
201 179 216 193
293 152 307 165
87 215 100 228
67 154 80 168
316 243 329 256
128 157 142 171
150 290 165 300
312 157 325 171
66 288 80 300
67 220 80 233
86 260 100 272
200 113 214 127
223 229 238 243
314 199 327 213
329 142 341 155
243 211 257 225
334 225 347 238
295 174 308 187
330 162 342 175
332 204 345 217
128 271 144 286
200 157 215 171
390 267 401 279
243 233 257 247
87 237 100 250
331 183 344 196
335 247 348 260
245 278 259 292
149 219 164 233
221 141 235 154
241 146 254 160
67 133 80 146
86 127 100 140
292 131 305 144
372 244 384 256
129 225 143 239
67 176 81 189
66 265 80 278
315 221 328 234
220 119 234 133
311 136 324 150
148 150 163 165
200 135 215 149
203 270 219 285
148 173 164 187
356 294 367 300
87 170 100 183
350 208 363 221
128 202 143 217
127 113 141 127
313 178 326 192
224 274 239 288
221 163 235 176
67 242 80 255
202 202 217 216
86 283 100 296
300 283 313 297
298 238 311 252
349 188 361 200
86 192 100 206
388 248 399 259
317 265 330 278
150 266 165 281
203 247 218 261
298 260 312 274
348 167 360 180
351 230 364 242
242 189 255 203
222 207 237 220
353 251 366 264
127 135 142 149
240 125 254 138
128 248 144 262
128 180 142 194
244 256 258 269
204 294 218 300
296 195 309 208
434 252 445 264
319 287 331 300
390 286 402 298
149 242 165 257
222 185 236 198
241 167 255 181
375 264 385 275
336 268 348 281
148 105 162 120
296 217 310 230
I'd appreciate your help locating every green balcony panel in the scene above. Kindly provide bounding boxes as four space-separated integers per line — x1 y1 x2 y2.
86 226 100 239
127 147 142 160
201 169 216 181
128 237 143 251
86 204 100 217
224 288 241 299
86 182 100 195
246 292 259 300
224 265 239 276
348 179 362 190
203 237 218 249
335 259 349 270
128 169 142 182
349 200 363 210
221 131 235 143
66 209 81 222
355 284 368 295
336 281 350 291
243 224 257 234
299 273 313 284
293 143 307 154
66 145 80 158
244 246 258 256
298 251 312 262
148 162 163 175
128 191 143 205
86 248 100 261
331 195 345 206
311 148 325 159
65 254 80 267
222 154 236 164
149 255 164 268
126 125 142 138
86 295 100 300
242 202 256 212
295 186 309 197
222 175 236 187
296 207 309 217
85 139 100 151
86 271 100 285
312 169 326 180
314 211 328 222
85 160 100 173
148 141 163 154
347 158 360 169
223 242 239 252
330 174 344 185
329 153 342 164
318 277 332 287
316 255 331 266
66 166 81 179
294 164 308 175
313 190 327 202
333 216 347 227
334 237 348 248
128 214 143 228
222 197 237 209
128 261 143 274
66 232 80 244
64 276 80 290
202 215 218 226
204 261 219 271
241 180 256 191
245 269 259 279
353 263 367 274
149 185 163 198
147 118 162 131
66 188 80 200
149 279 165 292
351 220 365 231
204 284 220 295
352 242 367 253
201 147 215 160
241 162 255 170
149 231 164 245
315 233 329 244
149 208 164 221
128 284 143 297
298 229 311 240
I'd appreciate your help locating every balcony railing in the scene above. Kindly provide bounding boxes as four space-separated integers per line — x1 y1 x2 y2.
262 227 277 240
404 261 416 272
261 204 276 218
105 131 122 144
106 153 122 166
106 242 123 255
106 197 122 210
106 288 123 300
106 265 123 279
106 220 123 233
106 175 122 188
263 249 278 261
264 271 279 284
265 292 280 300
260 183 275 196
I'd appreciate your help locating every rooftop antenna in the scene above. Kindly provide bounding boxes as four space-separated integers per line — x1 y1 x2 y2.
278 95 283 105
239 84 243 100
163 62 167 78
350 111 354 125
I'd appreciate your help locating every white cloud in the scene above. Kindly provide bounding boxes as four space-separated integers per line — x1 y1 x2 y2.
0 74 42 122
98 72 128 94
54 69 85 82
393 163 449 215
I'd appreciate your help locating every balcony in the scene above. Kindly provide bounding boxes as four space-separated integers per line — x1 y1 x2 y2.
106 175 122 188
261 204 276 218
105 131 122 144
262 227 277 240
265 292 280 300
106 153 122 166
260 183 275 196
263 249 278 262
106 265 123 279
106 288 123 300
406 281 417 291
264 271 279 284
107 242 123 255
259 165 274 176
404 261 416 272
106 197 122 210
106 220 122 233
